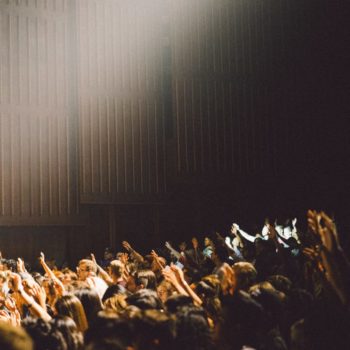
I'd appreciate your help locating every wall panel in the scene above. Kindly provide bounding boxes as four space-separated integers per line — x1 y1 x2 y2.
169 0 298 178
0 0 81 224
77 0 167 203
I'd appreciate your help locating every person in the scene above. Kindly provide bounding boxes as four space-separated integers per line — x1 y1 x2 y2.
0 321 33 350
54 294 88 332
203 237 214 258
77 260 108 300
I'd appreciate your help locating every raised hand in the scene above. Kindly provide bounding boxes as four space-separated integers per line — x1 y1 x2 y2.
307 209 350 307
122 241 132 252
319 211 340 254
90 253 97 266
162 267 178 286
170 263 185 283
231 223 239 235
10 273 23 293
0 310 11 324
16 258 26 273
4 297 17 313
31 283 47 308
150 250 158 259
151 250 165 270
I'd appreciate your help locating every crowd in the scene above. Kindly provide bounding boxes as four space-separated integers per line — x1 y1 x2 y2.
0 209 349 350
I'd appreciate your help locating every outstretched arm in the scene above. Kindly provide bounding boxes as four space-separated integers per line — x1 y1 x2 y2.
170 264 202 306
236 227 256 243
12 273 51 321
90 253 113 286
39 252 65 295
165 241 181 259
122 241 144 263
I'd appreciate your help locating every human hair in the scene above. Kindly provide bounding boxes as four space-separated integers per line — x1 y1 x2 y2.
54 294 88 332
267 275 292 295
22 318 67 350
74 288 103 327
4 259 17 272
85 316 133 349
109 260 124 279
84 338 124 350
220 290 264 350
232 262 257 291
62 268 78 282
66 280 91 292
126 289 163 310
104 294 127 313
213 244 229 262
50 316 83 350
135 270 157 291
249 283 285 330
165 295 193 314
132 309 176 350
174 305 213 350
78 260 97 274
157 280 174 303
0 321 33 350
196 275 220 298
195 277 222 323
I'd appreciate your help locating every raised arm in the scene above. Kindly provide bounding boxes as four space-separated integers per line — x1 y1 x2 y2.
162 267 189 297
170 264 202 306
232 223 256 243
165 241 181 260
12 273 51 321
90 253 114 286
39 252 65 295
122 241 144 263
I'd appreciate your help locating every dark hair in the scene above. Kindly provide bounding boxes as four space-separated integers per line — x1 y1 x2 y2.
135 270 157 291
220 291 264 350
85 338 125 350
214 245 229 262
108 260 124 279
54 294 88 332
74 288 103 327
4 259 17 272
85 317 133 349
267 275 292 295
126 289 163 310
22 318 67 350
249 284 285 330
50 316 83 350
165 295 193 314
132 310 176 350
232 262 257 291
0 321 33 350
175 305 213 350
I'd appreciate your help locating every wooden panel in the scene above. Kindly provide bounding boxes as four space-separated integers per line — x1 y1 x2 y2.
0 0 81 224
77 0 167 202
169 0 298 177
